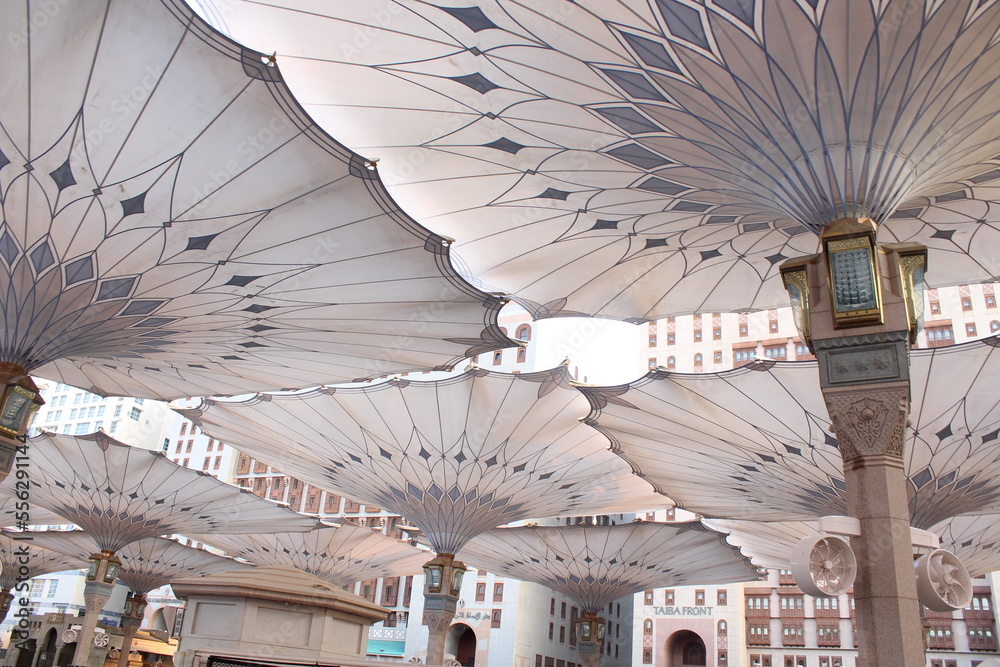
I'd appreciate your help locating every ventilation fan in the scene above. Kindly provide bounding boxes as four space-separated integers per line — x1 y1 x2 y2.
93 631 110 648
61 629 79 644
914 549 973 611
790 534 857 597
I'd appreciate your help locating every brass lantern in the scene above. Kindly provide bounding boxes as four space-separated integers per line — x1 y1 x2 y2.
822 218 883 327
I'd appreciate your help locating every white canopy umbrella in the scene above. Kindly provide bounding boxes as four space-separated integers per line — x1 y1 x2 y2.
0 0 515 400
457 520 761 613
179 365 667 555
580 338 1000 527
194 0 1000 320
187 523 429 587
1 432 320 552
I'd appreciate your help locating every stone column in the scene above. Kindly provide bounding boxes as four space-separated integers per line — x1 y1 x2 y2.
72 551 119 667
0 590 13 623
117 595 146 667
820 376 924 666
421 554 465 666
575 612 603 667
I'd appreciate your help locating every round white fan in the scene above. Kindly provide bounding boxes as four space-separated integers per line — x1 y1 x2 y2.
915 549 973 612
108 648 121 659
93 631 110 648
790 534 857 597
61 629 79 644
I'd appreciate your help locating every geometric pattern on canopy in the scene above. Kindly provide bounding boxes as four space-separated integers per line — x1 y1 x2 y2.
179 366 668 554
1 432 320 552
0 0 515 400
196 0 1000 321
0 531 86 592
456 521 760 613
186 524 429 587
710 514 1000 579
581 338 1000 527
22 531 248 595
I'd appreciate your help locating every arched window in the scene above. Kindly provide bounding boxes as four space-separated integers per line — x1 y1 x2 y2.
516 324 532 341
991 320 999 333
718 620 727 635
667 356 676 370
694 353 703 366
642 649 652 664
517 348 526 363
643 619 653 634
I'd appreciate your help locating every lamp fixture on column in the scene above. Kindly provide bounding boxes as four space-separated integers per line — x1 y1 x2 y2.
780 218 928 349
0 363 44 476
86 551 122 585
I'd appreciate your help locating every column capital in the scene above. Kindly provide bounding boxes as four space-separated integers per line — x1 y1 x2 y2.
823 382 908 463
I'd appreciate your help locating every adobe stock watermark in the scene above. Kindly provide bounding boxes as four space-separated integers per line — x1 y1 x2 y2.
6 0 72 54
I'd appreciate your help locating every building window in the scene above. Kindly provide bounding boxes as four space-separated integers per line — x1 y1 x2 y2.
549 597 555 615
559 626 565 643
694 329 702 342
764 345 787 359
665 590 675 606
967 322 978 336
549 622 554 640
694 353 703 366
561 602 566 619
695 590 705 606
667 356 676 370
962 298 973 311
643 619 653 635
648 322 657 347
493 351 502 365
992 320 1000 333
768 309 779 333
516 325 532 341
494 583 504 602
713 350 723 364
713 328 722 340
717 589 727 606
179 422 188 436
667 333 676 345
648 357 658 370
517 347 526 363
129 407 141 421
491 610 501 628
718 620 728 635
987 294 997 308
643 649 652 664
925 325 954 347
644 590 654 605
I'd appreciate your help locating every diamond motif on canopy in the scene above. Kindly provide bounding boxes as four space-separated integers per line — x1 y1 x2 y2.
580 338 1000 528
1 432 320 553
197 0 1000 321
0 531 85 592
456 521 760 613
187 523 429 587
23 531 248 595
710 513 1000 579
179 366 667 554
0 0 515 399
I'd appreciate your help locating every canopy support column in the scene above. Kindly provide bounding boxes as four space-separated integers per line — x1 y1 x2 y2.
422 553 465 666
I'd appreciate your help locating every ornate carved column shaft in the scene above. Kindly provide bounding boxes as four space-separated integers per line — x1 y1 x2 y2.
822 380 924 666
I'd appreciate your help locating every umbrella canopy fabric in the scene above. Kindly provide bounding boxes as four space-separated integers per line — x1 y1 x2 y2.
710 514 1000 579
0 492 74 529
187 523 429 587
179 366 668 554
194 0 1000 321
23 531 248 595
580 338 1000 527
2 432 320 553
0 532 86 591
456 521 760 613
0 0 515 400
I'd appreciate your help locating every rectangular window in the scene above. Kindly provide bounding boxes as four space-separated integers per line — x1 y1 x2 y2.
718 589 727 606
695 590 705 606
967 322 978 336
644 590 654 605
549 622 554 640
559 626 565 643
74 422 90 434
494 583 504 602
129 407 141 421
561 602 566 619
113 405 122 417
665 590 674 606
